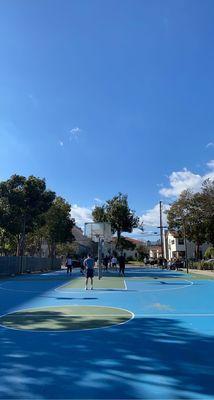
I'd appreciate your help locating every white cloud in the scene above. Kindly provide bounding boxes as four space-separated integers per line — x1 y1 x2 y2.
59 141 64 147
207 160 214 169
94 198 103 204
141 203 170 227
70 205 92 227
69 127 82 143
159 169 202 198
206 142 214 148
69 127 82 140
159 162 214 198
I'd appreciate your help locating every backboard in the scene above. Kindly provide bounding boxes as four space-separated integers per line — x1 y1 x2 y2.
84 222 112 242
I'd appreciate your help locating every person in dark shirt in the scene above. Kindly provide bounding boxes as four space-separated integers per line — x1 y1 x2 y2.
118 254 126 276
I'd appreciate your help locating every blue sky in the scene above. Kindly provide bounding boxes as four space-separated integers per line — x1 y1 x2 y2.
0 0 214 238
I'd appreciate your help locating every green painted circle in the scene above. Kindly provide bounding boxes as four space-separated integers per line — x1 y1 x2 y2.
0 306 133 331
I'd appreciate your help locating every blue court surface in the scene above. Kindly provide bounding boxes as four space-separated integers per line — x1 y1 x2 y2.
0 266 214 399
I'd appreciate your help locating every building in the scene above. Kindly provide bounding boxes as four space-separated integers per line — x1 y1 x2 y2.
148 244 162 259
71 226 95 256
163 230 210 260
102 237 147 260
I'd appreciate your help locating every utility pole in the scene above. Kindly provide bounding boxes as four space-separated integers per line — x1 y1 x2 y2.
159 201 164 258
183 217 189 274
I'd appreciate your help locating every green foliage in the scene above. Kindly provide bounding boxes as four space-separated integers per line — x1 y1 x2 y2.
126 256 134 262
204 247 214 259
91 206 107 222
167 188 210 258
56 242 77 257
137 244 148 261
92 193 139 246
0 228 17 255
117 237 136 252
200 260 214 270
201 180 214 245
0 175 55 255
43 196 75 257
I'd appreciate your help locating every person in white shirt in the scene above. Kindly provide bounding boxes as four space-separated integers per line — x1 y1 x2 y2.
111 256 117 269
66 255 73 276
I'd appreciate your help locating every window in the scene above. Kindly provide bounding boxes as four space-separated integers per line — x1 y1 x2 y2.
178 238 184 245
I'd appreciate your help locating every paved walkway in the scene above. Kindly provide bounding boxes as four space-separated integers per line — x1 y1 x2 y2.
190 268 214 277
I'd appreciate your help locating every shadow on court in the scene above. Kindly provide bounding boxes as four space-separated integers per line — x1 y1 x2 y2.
0 317 214 399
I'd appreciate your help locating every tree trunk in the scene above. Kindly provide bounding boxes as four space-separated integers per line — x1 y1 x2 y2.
18 215 26 256
116 230 121 248
195 242 200 260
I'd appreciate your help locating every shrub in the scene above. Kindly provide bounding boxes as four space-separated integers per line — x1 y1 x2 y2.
204 247 214 259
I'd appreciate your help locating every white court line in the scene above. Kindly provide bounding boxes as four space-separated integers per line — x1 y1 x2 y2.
124 279 194 293
140 313 214 317
0 279 194 295
0 305 135 333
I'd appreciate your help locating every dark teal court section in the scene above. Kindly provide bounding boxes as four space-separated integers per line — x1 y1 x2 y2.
0 267 214 399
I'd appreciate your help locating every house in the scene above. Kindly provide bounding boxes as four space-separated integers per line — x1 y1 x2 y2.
148 244 162 259
71 226 95 256
102 236 147 260
163 230 210 260
39 226 95 258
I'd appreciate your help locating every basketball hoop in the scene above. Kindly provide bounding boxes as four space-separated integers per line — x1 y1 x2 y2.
84 222 112 279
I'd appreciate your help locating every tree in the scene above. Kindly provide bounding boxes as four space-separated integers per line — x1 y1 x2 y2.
43 197 75 258
92 193 139 246
204 247 214 259
91 206 107 222
167 190 207 259
200 179 214 245
117 237 136 254
0 228 17 256
137 243 149 261
0 175 55 255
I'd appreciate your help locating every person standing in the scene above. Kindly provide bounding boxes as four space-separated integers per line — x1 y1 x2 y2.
66 255 73 276
118 254 126 276
79 257 85 275
103 255 109 271
111 255 117 269
84 254 95 290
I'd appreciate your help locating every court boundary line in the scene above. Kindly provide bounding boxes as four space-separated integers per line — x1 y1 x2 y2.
0 279 194 296
139 313 214 317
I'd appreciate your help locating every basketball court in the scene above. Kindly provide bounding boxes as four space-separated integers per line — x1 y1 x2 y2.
0 265 214 399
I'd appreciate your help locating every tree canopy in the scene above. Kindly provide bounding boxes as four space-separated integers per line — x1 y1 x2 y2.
167 179 214 257
42 197 75 257
0 175 55 255
92 193 139 245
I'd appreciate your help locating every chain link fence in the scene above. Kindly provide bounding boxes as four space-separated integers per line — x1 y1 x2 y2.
0 256 61 276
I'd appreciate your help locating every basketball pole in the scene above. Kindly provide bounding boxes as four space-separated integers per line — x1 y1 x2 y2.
98 236 102 280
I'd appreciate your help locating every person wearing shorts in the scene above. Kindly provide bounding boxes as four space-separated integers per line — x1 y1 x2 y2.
84 254 95 290
66 255 73 276
111 256 117 269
